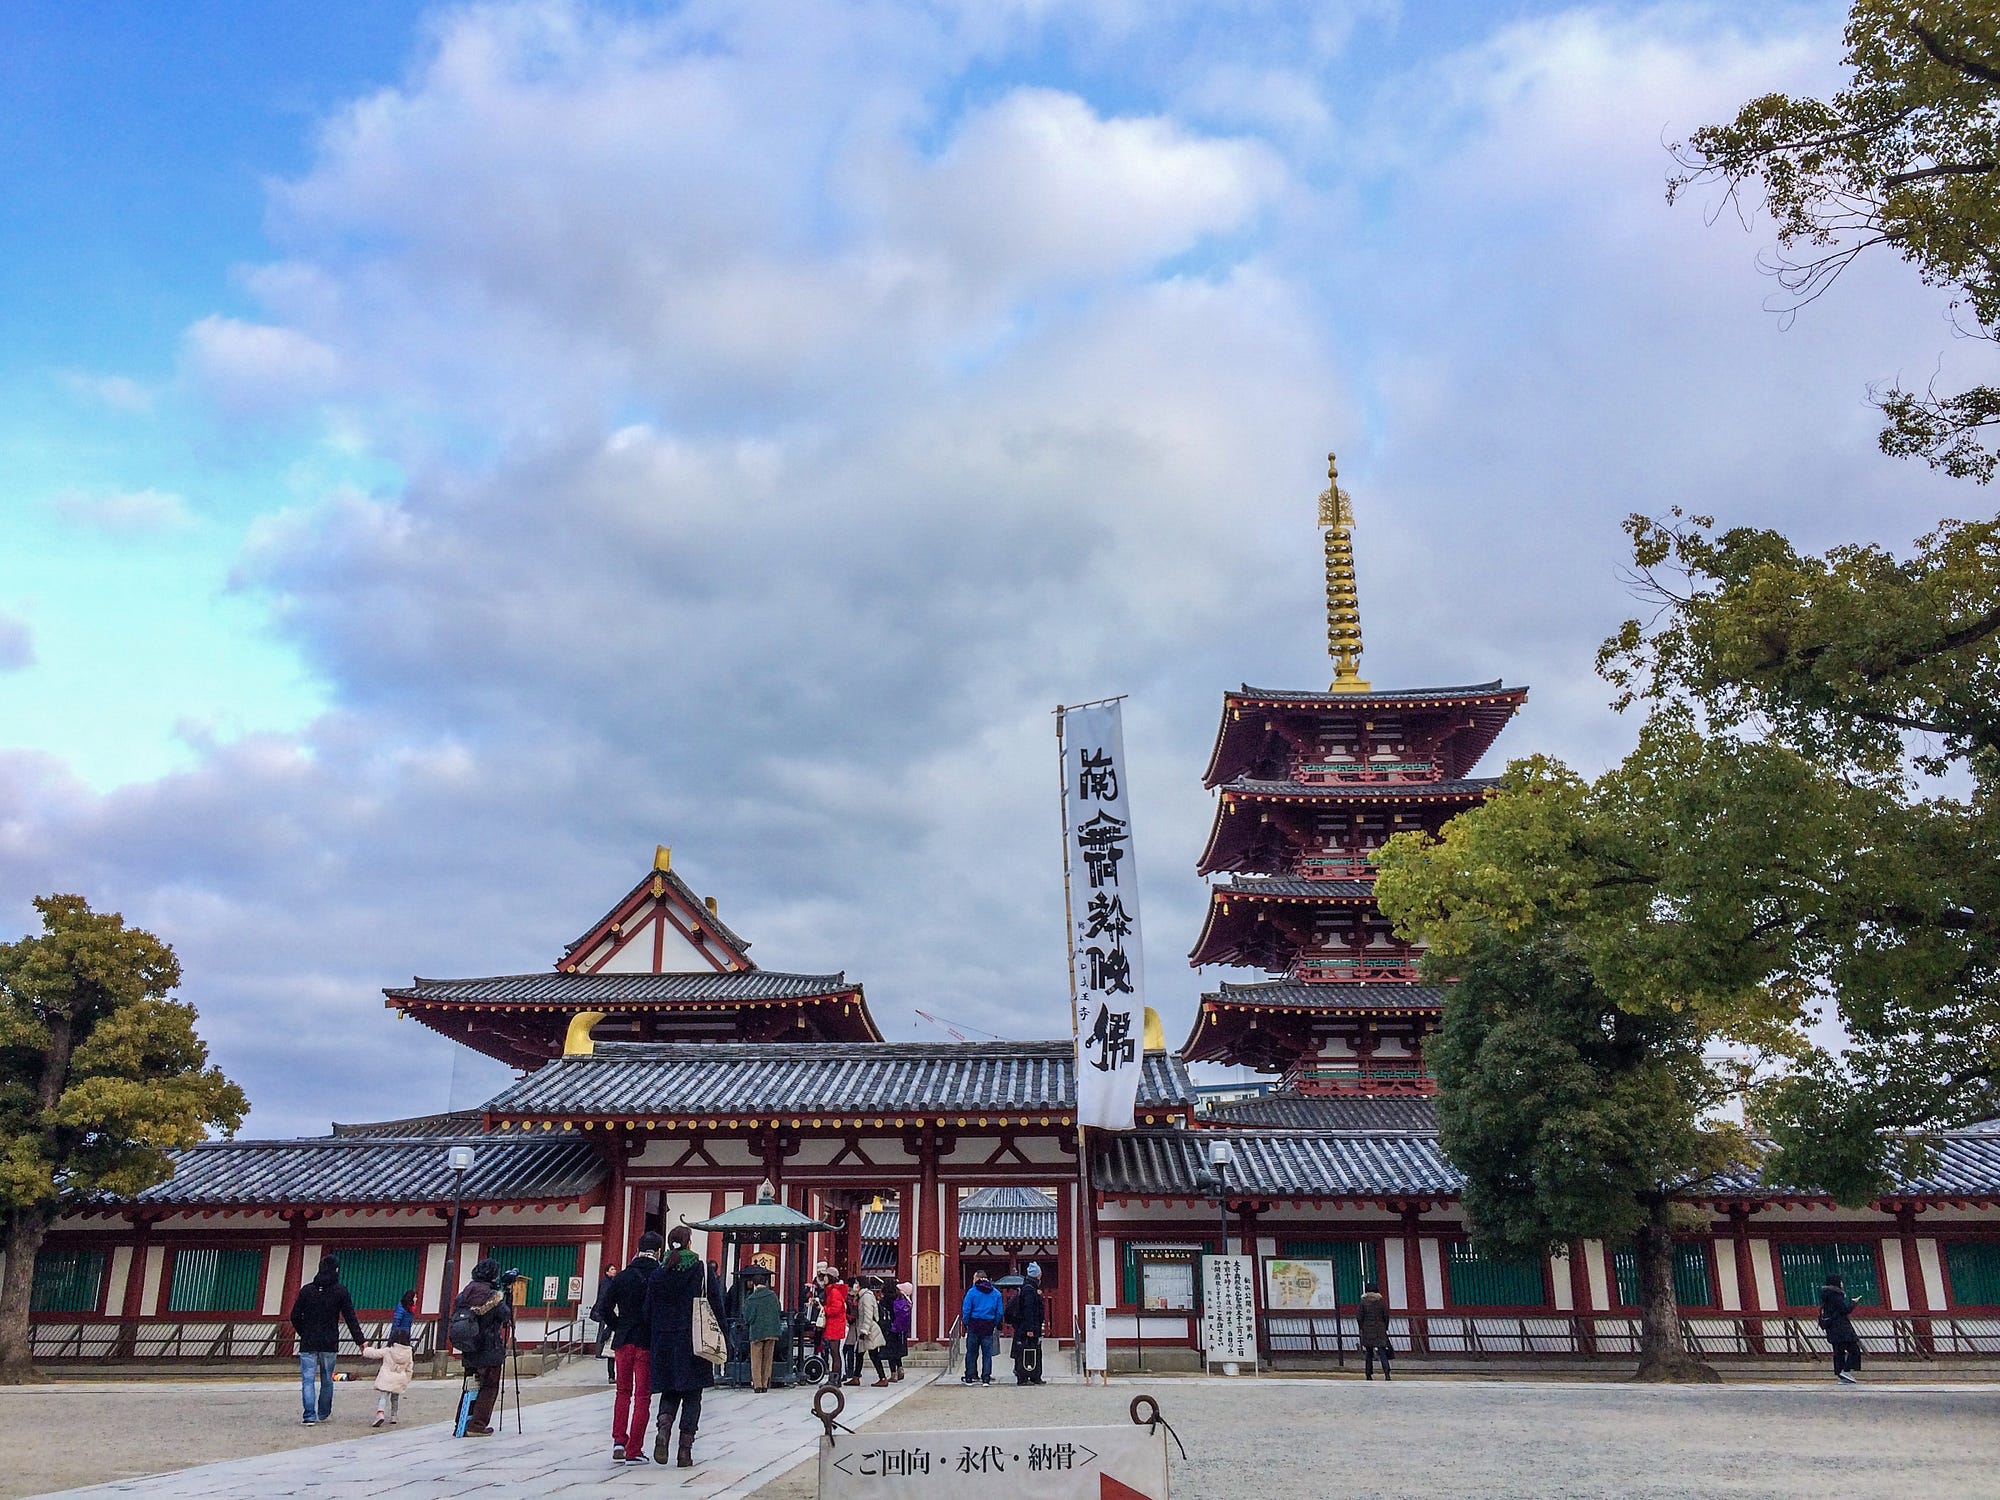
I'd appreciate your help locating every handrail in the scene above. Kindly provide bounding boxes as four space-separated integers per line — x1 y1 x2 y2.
942 1315 964 1376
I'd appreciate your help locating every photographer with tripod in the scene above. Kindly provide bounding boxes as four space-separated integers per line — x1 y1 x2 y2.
451 1257 515 1436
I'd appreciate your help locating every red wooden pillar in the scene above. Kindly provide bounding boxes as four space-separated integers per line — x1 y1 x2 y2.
1401 1205 1427 1354
707 1189 728 1268
841 1200 863 1277
942 1178 962 1335
116 1215 156 1357
1569 1237 1596 1355
277 1210 313 1357
894 1181 916 1287
1896 1205 1934 1355
599 1135 628 1274
917 1135 942 1342
1054 1176 1077 1340
1730 1206 1764 1355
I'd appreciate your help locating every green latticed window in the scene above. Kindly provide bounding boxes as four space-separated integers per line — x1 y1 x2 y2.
1445 1242 1544 1307
167 1247 264 1313
1612 1243 1715 1309
1944 1241 2000 1307
338 1247 422 1313
487 1244 580 1308
1280 1240 1378 1303
1776 1241 1880 1308
31 1249 105 1314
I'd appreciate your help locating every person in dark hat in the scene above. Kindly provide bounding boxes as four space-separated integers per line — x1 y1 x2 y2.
452 1257 514 1436
1004 1264 1046 1385
742 1266 784 1392
288 1253 367 1424
960 1269 1003 1385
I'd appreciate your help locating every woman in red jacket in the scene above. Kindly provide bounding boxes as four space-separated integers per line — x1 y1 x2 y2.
818 1269 849 1386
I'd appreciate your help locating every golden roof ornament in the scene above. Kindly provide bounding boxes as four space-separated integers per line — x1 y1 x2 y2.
1318 451 1369 691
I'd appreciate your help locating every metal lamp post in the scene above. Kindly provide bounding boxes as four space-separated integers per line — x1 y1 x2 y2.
432 1146 475 1376
1205 1138 1233 1250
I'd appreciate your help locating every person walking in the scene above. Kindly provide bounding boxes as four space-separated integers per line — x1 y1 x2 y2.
452 1258 514 1436
596 1229 662 1464
1820 1272 1863 1383
646 1224 725 1469
888 1280 913 1382
853 1276 885 1385
1357 1280 1393 1380
819 1270 849 1387
743 1268 784 1393
592 1269 617 1383
359 1326 415 1426
288 1253 367 1425
1004 1266 1046 1385
961 1270 1003 1385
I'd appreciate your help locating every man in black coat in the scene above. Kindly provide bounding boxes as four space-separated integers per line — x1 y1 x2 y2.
289 1254 367 1424
454 1257 515 1435
593 1230 662 1464
1004 1266 1046 1386
1820 1273 1863 1383
646 1225 725 1469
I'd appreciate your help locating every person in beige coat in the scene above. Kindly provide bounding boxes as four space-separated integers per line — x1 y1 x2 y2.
848 1279 885 1385
360 1327 416 1425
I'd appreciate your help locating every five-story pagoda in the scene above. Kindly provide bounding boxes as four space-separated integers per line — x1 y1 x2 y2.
1182 456 1526 1095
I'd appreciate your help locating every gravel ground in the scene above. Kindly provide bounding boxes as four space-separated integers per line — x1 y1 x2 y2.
749 1375 2000 1499
0 1363 602 1499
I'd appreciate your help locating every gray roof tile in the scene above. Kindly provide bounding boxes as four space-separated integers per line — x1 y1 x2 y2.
1203 1094 1440 1130
385 970 853 1005
1212 878 1377 900
1096 1129 1461 1198
1223 776 1499 800
135 1135 606 1207
1211 979 1448 1010
1234 682 1519 704
481 1041 1192 1119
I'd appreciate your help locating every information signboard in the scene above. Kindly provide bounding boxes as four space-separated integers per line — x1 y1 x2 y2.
820 1423 1167 1499
1200 1255 1257 1371
1084 1303 1108 1374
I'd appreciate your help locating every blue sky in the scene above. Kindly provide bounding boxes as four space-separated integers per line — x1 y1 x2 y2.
0 0 1970 1134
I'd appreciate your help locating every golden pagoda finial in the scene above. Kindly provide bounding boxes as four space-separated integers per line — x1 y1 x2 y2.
1319 451 1369 691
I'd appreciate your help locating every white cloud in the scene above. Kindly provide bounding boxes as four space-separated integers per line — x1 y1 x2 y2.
50 488 195 534
58 370 158 414
179 316 342 415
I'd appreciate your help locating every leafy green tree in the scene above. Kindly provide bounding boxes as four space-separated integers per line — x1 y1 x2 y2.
1669 1 2000 479
1417 929 1741 1383
1377 766 1760 1380
0 896 247 1383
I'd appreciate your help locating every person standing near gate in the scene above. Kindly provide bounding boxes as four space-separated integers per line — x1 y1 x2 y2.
646 1224 725 1468
1004 1265 1046 1385
288 1254 367 1425
850 1276 884 1385
1357 1280 1392 1380
595 1229 661 1463
818 1269 848 1385
960 1270 1003 1385
1820 1272 1863 1383
743 1267 783 1392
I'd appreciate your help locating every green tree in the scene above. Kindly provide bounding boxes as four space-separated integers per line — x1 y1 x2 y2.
0 896 248 1382
1670 1 2000 479
1377 773 1755 1381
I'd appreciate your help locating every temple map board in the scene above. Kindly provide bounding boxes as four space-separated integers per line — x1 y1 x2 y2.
820 1424 1167 1499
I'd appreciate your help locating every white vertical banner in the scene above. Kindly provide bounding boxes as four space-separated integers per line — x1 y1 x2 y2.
1060 701 1145 1131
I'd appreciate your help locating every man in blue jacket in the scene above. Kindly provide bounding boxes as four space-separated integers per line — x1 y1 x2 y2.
960 1271 1004 1385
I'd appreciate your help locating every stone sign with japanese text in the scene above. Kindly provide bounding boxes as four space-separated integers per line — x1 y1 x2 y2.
1201 1254 1258 1369
819 1423 1168 1499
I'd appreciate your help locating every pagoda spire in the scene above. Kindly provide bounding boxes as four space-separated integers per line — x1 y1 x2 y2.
1319 452 1370 691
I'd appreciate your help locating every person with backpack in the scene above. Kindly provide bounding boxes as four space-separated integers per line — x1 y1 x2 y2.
645 1224 725 1468
1820 1272 1864 1383
451 1258 514 1436
593 1230 663 1464
1004 1265 1046 1385
288 1254 367 1425
960 1270 1004 1385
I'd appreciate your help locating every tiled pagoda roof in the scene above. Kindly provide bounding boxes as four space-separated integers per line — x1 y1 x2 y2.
1204 681 1528 786
1202 1092 1439 1130
134 1135 606 1208
480 1040 1193 1125
1180 980 1446 1065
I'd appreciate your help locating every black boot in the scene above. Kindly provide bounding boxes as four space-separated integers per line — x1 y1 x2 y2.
676 1432 695 1469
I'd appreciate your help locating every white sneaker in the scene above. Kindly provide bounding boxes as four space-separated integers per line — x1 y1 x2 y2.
1836 1371 1858 1384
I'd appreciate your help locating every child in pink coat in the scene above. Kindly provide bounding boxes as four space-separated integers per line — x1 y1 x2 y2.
359 1327 415 1426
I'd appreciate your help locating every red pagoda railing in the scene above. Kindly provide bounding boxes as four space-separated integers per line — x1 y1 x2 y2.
1292 954 1423 983
1285 1062 1435 1095
1294 852 1377 879
1294 761 1443 786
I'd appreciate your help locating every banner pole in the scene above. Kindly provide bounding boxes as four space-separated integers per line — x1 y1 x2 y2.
1056 704 1104 1370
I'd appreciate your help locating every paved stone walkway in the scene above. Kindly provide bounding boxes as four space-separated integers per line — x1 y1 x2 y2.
26 1375 933 1500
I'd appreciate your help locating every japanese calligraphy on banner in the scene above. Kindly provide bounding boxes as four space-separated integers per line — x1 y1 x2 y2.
1201 1255 1258 1370
819 1424 1168 1499
1060 700 1146 1131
